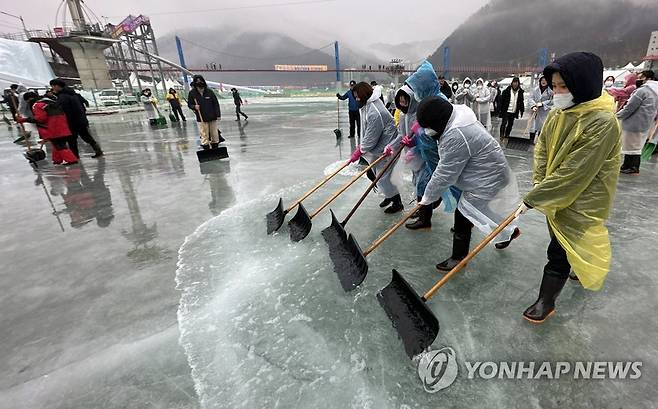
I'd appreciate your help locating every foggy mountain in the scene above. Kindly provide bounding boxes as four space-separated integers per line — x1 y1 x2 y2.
428 0 658 76
158 28 385 86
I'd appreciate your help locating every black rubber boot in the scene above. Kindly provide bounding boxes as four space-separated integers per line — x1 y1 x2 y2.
91 143 103 158
529 132 536 144
495 227 521 250
621 155 640 175
620 155 631 171
211 142 219 149
436 231 470 271
201 144 210 150
379 197 393 208
405 204 432 230
384 194 404 214
522 271 568 323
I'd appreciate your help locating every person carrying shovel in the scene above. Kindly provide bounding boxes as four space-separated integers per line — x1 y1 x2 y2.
187 75 221 150
519 52 621 323
415 95 521 272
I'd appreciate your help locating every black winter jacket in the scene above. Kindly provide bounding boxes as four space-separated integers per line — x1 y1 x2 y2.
56 87 89 130
499 86 524 118
187 87 221 122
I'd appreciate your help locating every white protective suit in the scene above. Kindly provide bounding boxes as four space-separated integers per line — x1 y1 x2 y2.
470 78 491 130
454 77 474 108
360 86 402 198
421 105 519 243
529 85 554 135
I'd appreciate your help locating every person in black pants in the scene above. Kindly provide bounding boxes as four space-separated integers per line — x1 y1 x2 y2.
49 79 103 158
166 88 186 122
231 88 248 121
337 80 360 139
498 77 524 139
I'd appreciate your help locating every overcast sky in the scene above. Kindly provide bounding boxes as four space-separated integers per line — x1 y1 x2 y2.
1 0 489 49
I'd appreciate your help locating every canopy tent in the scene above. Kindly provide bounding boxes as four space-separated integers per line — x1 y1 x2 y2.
156 77 183 90
0 38 55 89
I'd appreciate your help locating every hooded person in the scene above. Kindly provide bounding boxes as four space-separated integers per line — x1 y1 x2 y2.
520 52 622 323
18 92 78 165
454 77 474 108
616 70 658 174
349 81 403 213
470 78 492 130
140 88 158 124
416 96 521 271
187 75 222 150
606 72 637 112
337 80 360 139
166 88 186 122
528 75 554 143
499 77 525 139
387 61 458 230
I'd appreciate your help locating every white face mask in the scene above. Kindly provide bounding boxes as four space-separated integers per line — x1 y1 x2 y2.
604 80 613 87
477 85 483 90
424 128 437 137
553 92 575 110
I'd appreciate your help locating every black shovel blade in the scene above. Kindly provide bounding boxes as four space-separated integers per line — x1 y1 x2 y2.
266 198 287 234
197 146 229 163
504 136 532 152
377 269 439 359
24 148 46 163
334 129 342 138
321 210 347 250
331 233 368 292
288 203 312 242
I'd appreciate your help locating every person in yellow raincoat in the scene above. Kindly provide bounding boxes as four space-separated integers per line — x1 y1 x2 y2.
520 52 621 323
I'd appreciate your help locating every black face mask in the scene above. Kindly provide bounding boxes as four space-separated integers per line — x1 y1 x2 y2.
636 80 644 88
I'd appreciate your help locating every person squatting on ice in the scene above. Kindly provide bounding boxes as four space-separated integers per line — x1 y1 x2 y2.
231 88 249 121
616 70 658 175
18 92 78 165
520 52 621 323
337 80 361 139
166 88 186 122
187 75 222 150
50 79 103 158
528 75 554 143
348 81 404 214
415 96 521 272
387 60 457 231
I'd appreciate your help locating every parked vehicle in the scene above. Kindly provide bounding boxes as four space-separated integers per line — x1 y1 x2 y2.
98 89 137 107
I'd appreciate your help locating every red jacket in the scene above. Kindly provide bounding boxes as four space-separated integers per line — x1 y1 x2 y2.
24 98 72 140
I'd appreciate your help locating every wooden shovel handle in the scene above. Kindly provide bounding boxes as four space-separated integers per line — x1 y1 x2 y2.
309 154 386 219
422 207 519 301
364 203 422 256
342 147 404 226
287 160 351 212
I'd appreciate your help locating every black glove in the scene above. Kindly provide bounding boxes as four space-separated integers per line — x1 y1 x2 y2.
336 93 341 98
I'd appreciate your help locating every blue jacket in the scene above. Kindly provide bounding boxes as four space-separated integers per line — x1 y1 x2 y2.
338 89 359 111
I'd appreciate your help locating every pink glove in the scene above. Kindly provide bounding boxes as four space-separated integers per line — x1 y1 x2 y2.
349 145 363 163
401 134 415 147
410 121 421 135
383 144 393 156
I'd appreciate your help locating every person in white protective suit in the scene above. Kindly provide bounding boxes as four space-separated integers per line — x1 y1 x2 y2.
454 77 474 108
470 78 492 129
416 96 521 271
348 81 404 214
528 75 554 143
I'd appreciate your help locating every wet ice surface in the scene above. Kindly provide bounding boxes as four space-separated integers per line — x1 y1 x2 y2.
177 142 657 407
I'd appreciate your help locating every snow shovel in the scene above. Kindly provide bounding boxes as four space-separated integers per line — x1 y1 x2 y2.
333 99 342 138
195 101 228 163
504 111 536 151
266 160 351 234
322 146 403 252
329 203 422 291
377 208 519 358
152 103 167 126
288 154 387 242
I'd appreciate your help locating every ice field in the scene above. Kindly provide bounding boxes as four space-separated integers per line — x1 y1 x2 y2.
1 98 657 408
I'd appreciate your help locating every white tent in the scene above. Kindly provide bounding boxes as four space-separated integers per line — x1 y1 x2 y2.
156 78 183 90
0 38 55 89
